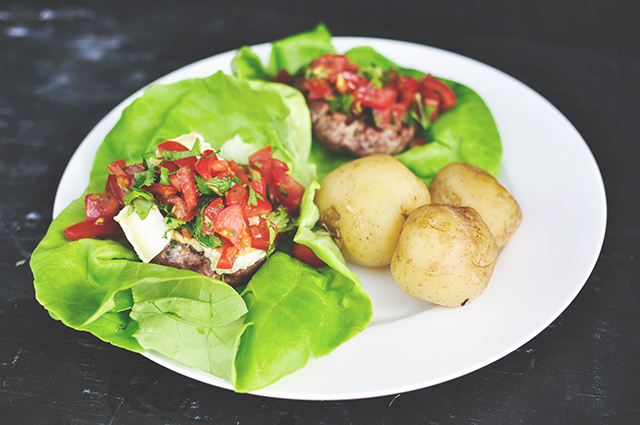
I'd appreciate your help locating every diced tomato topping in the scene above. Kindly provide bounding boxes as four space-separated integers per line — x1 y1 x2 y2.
273 69 292 85
272 167 305 214
248 217 271 251
217 239 240 269
302 77 333 99
271 158 289 172
85 193 121 221
106 158 127 177
105 174 128 205
290 243 326 268
157 140 197 168
172 166 199 210
249 145 274 184
63 217 122 241
420 74 457 110
225 184 248 206
202 198 225 235
422 90 441 122
164 195 197 222
228 160 250 184
353 86 398 110
309 53 349 74
214 204 247 249
145 182 178 198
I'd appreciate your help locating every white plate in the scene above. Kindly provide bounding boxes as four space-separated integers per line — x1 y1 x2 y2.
54 37 607 401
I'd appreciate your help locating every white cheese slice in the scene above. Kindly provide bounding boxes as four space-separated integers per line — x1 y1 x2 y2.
114 205 170 263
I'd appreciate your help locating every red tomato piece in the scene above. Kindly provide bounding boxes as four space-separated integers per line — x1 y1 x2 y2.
249 146 274 184
248 217 271 251
290 242 326 268
158 140 197 168
217 239 240 270
105 174 129 205
272 167 305 214
84 193 121 221
354 86 398 110
164 195 196 222
225 184 248 206
302 77 333 99
106 158 127 177
309 54 349 73
63 217 122 241
202 198 225 235
175 166 199 210
274 69 292 85
214 204 247 249
145 182 178 198
228 160 250 185
420 74 457 110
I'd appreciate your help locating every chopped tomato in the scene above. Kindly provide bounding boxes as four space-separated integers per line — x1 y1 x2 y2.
420 74 457 110
334 70 368 93
270 158 289 172
290 243 326 268
248 217 271 251
106 158 127 177
175 166 199 210
214 204 247 249
272 167 305 214
164 195 197 222
157 140 197 168
217 239 240 269
85 193 121 221
302 77 333 99
105 174 129 205
248 145 274 184
145 182 178 199
228 160 250 184
273 69 291 85
243 179 272 218
63 217 122 241
309 53 349 74
202 198 225 235
353 86 397 110
225 184 248 206
421 90 441 122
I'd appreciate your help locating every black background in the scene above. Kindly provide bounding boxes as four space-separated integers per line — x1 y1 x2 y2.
2 1 639 423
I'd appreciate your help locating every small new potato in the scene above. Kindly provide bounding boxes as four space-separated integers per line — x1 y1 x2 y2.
391 204 498 307
315 154 431 267
430 162 522 249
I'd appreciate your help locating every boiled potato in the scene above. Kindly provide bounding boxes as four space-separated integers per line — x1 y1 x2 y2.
315 154 431 267
391 204 498 307
430 162 522 249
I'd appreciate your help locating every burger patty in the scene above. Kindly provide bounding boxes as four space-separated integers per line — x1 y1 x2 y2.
152 240 268 287
309 100 416 157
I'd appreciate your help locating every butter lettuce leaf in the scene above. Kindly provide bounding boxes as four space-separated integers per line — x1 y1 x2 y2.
32 70 370 391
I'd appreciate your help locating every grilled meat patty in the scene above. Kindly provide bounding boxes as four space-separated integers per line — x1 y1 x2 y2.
309 100 416 157
152 240 268 287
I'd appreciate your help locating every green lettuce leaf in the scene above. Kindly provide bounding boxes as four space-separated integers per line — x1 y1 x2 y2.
32 70 371 391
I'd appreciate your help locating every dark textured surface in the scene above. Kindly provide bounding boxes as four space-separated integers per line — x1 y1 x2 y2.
1 1 638 423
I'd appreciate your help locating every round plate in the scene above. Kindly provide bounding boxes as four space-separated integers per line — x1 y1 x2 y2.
54 37 607 401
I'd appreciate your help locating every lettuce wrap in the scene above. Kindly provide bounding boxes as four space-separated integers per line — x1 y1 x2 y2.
231 24 502 183
31 71 372 392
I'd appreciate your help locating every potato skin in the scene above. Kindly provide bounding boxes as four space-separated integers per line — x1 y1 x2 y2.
430 162 522 249
315 154 431 267
391 204 498 307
